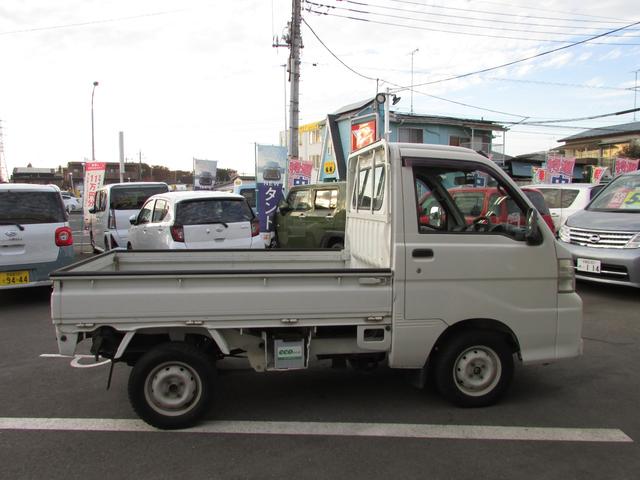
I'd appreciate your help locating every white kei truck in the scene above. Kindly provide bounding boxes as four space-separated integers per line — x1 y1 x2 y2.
50 141 583 429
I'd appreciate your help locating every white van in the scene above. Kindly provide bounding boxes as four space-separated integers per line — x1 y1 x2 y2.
88 182 169 252
1 183 75 289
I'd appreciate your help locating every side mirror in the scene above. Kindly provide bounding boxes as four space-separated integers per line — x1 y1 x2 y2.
278 200 290 214
129 214 138 226
525 208 543 245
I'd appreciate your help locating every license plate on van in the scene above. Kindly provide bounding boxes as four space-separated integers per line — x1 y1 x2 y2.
576 258 601 273
0 270 30 286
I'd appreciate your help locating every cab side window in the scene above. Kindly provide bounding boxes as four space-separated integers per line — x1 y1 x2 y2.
288 190 311 211
414 164 530 241
137 200 154 225
314 189 338 210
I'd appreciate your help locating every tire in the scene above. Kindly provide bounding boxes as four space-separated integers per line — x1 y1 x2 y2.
433 330 513 408
330 241 344 250
127 242 133 250
128 342 215 429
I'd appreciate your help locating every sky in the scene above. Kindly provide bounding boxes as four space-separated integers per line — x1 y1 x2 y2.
1 0 639 179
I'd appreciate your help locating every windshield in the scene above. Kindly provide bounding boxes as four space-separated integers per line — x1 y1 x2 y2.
110 185 168 210
588 175 640 212
0 191 66 223
176 198 253 225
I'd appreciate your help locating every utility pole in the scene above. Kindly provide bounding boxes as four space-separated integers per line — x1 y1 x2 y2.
410 48 419 114
288 0 302 161
138 150 142 181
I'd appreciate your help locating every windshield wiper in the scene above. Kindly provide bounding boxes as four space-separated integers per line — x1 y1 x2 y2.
0 222 25 230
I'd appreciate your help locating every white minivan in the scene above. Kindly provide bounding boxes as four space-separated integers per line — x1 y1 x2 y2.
1 183 75 289
127 191 264 250
88 182 169 252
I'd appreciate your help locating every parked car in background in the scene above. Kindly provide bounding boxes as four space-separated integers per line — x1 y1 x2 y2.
421 186 556 234
127 190 263 250
275 182 346 248
524 183 606 231
559 171 640 288
0 183 74 289
88 182 169 252
233 182 257 215
60 191 82 213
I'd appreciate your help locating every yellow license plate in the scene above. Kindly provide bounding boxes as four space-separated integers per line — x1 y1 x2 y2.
0 270 30 286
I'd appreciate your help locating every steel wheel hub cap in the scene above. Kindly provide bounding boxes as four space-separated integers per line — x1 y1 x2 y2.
145 362 201 416
453 346 501 396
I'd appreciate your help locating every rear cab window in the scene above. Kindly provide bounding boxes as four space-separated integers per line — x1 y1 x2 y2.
176 198 254 225
0 191 66 224
110 185 169 210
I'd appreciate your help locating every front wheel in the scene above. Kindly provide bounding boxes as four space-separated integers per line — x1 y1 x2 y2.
128 342 215 429
433 330 514 408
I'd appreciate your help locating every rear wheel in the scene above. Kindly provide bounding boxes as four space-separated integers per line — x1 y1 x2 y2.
128 342 215 429
433 330 513 407
329 240 344 249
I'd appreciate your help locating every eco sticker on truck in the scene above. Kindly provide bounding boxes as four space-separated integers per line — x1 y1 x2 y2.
277 345 303 360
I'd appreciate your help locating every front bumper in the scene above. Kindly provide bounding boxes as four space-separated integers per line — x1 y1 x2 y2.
558 241 640 288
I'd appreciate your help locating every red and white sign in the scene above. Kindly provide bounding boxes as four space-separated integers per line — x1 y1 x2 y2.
287 158 313 189
82 162 106 228
614 157 639 176
591 166 608 183
546 154 575 182
531 167 547 184
351 120 376 152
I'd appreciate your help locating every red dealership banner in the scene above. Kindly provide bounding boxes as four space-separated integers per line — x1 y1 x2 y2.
614 157 639 176
546 154 575 179
351 120 376 152
82 162 106 228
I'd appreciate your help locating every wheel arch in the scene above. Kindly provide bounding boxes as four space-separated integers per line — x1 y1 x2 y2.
429 318 521 365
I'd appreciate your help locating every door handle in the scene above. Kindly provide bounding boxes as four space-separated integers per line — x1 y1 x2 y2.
412 249 434 258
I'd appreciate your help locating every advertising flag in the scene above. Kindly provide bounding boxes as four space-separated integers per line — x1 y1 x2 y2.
546 154 575 183
287 158 313 189
591 166 609 183
614 157 639 176
256 144 287 236
193 159 218 190
82 162 106 228
531 167 547 184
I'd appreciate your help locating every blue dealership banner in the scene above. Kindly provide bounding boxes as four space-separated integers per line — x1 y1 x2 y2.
255 144 287 233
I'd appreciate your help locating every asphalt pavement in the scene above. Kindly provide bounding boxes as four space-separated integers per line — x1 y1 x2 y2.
0 220 639 480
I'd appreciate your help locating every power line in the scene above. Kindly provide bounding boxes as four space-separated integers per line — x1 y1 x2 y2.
403 18 640 89
481 76 634 91
325 0 640 35
471 0 626 23
0 9 189 36
518 107 640 125
304 8 640 46
384 0 629 25
303 17 529 118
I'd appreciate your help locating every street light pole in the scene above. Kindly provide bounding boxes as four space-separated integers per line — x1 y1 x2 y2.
410 48 419 114
91 81 99 162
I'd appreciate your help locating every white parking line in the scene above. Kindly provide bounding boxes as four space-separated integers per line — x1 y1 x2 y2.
0 418 632 442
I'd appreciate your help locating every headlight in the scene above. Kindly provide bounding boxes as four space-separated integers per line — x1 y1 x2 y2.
624 233 640 249
559 224 571 243
558 258 575 293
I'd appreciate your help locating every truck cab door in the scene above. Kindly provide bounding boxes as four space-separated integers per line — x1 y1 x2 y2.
394 156 558 368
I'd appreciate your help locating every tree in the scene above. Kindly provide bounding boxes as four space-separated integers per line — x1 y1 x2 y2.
620 140 640 159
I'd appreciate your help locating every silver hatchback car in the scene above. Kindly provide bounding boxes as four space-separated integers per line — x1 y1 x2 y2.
558 171 640 288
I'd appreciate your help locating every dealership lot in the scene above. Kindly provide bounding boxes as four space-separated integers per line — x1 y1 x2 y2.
0 262 639 479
